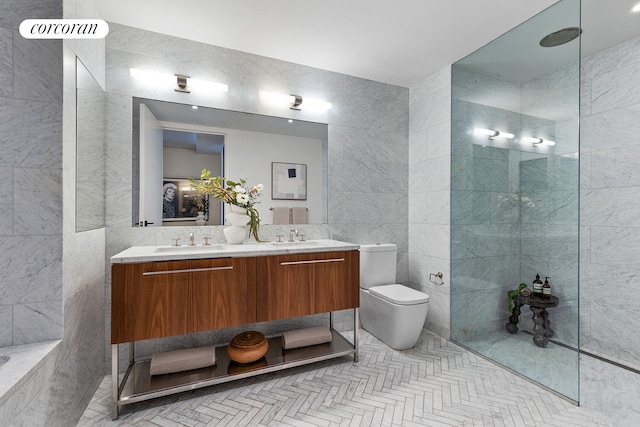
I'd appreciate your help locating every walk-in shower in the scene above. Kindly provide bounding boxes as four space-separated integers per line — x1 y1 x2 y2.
450 0 580 402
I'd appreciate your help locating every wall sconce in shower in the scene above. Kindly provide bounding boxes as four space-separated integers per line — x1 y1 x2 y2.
129 68 228 93
523 136 556 147
259 91 332 111
474 128 514 140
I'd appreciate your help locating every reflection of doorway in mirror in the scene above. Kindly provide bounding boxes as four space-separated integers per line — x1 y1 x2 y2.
272 162 307 200
161 128 224 225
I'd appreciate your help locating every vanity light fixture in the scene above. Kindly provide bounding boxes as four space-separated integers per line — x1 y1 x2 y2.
259 91 302 110
474 128 514 140
129 68 228 93
175 74 190 92
259 91 332 111
301 97 332 111
631 3 640 13
524 136 556 147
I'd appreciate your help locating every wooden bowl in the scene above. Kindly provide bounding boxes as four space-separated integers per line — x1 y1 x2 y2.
227 331 268 364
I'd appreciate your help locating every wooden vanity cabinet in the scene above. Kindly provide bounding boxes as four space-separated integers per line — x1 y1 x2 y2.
111 260 190 343
256 251 359 322
111 257 257 343
110 247 360 420
191 258 257 332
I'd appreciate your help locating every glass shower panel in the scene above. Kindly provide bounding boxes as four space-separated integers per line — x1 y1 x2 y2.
450 0 580 402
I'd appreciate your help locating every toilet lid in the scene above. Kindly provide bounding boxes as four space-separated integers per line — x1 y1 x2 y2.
369 284 429 305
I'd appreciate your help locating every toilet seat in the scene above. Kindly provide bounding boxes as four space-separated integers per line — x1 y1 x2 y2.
369 284 429 305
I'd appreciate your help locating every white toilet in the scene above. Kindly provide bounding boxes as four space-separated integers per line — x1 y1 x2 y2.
359 243 429 350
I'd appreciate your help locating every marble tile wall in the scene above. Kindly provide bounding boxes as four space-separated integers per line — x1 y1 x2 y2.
408 67 451 338
103 23 409 365
580 34 640 370
0 0 108 425
0 0 63 348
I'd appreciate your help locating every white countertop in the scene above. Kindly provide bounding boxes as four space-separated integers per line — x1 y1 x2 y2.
110 239 360 264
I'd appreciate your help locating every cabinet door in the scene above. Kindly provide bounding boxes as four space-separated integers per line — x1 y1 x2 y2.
111 261 191 343
312 250 359 314
256 251 359 322
191 257 257 331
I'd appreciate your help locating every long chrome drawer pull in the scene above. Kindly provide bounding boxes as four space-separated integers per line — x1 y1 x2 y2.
143 266 234 275
280 258 345 266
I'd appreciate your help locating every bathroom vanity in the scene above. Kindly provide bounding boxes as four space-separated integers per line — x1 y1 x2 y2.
110 239 359 419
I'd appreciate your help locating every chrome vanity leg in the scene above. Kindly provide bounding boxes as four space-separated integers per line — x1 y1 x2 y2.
111 344 119 420
354 308 359 362
129 341 135 364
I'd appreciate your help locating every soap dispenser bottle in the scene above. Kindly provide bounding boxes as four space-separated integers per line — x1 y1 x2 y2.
533 274 543 294
543 277 551 297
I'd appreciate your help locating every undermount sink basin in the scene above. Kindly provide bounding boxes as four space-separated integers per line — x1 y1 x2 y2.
154 245 224 253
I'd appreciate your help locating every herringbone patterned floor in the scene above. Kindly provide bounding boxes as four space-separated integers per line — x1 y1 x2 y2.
78 330 611 426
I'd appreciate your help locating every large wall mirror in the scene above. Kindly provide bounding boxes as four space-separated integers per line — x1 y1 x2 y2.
76 58 106 232
132 98 328 227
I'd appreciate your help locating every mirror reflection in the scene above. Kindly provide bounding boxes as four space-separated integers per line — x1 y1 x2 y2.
76 58 106 232
132 98 328 227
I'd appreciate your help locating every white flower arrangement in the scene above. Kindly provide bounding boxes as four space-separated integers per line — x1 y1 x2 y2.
189 170 264 241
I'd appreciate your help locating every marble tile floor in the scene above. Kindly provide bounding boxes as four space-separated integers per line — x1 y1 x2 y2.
78 329 611 427
455 330 579 401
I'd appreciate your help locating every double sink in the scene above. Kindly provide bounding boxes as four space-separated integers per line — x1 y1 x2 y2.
153 240 320 254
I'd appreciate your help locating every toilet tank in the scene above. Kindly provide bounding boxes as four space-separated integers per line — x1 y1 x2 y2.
359 243 397 289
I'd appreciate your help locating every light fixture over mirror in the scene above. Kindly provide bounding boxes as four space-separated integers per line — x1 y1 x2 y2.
474 127 514 140
129 68 229 93
259 90 332 111
132 98 329 228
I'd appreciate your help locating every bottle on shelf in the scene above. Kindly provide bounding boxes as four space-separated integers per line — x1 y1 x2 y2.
533 274 543 294
543 277 551 297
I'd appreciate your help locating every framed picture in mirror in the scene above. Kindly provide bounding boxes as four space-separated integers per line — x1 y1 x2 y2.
272 162 307 200
162 178 207 221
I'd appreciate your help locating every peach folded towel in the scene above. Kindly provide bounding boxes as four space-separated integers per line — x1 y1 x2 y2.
272 207 290 224
282 326 332 350
291 207 307 224
149 345 216 375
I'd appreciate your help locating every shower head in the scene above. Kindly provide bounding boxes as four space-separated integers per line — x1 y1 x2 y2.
539 27 581 47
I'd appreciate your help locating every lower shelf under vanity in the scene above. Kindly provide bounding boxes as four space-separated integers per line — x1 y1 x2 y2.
113 329 356 417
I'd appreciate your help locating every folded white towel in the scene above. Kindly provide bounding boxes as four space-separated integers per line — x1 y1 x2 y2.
149 346 216 375
272 207 290 224
291 207 307 224
282 326 332 350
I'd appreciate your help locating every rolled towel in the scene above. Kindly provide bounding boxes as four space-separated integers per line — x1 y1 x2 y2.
291 207 307 224
272 207 290 224
149 345 216 376
282 326 332 350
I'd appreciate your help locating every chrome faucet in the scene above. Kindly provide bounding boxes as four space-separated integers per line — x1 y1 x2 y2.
289 229 298 242
189 232 195 246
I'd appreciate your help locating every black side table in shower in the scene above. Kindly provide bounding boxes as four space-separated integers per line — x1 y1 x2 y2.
506 293 559 348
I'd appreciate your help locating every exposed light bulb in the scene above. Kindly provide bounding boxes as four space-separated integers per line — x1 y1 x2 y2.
631 3 640 13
